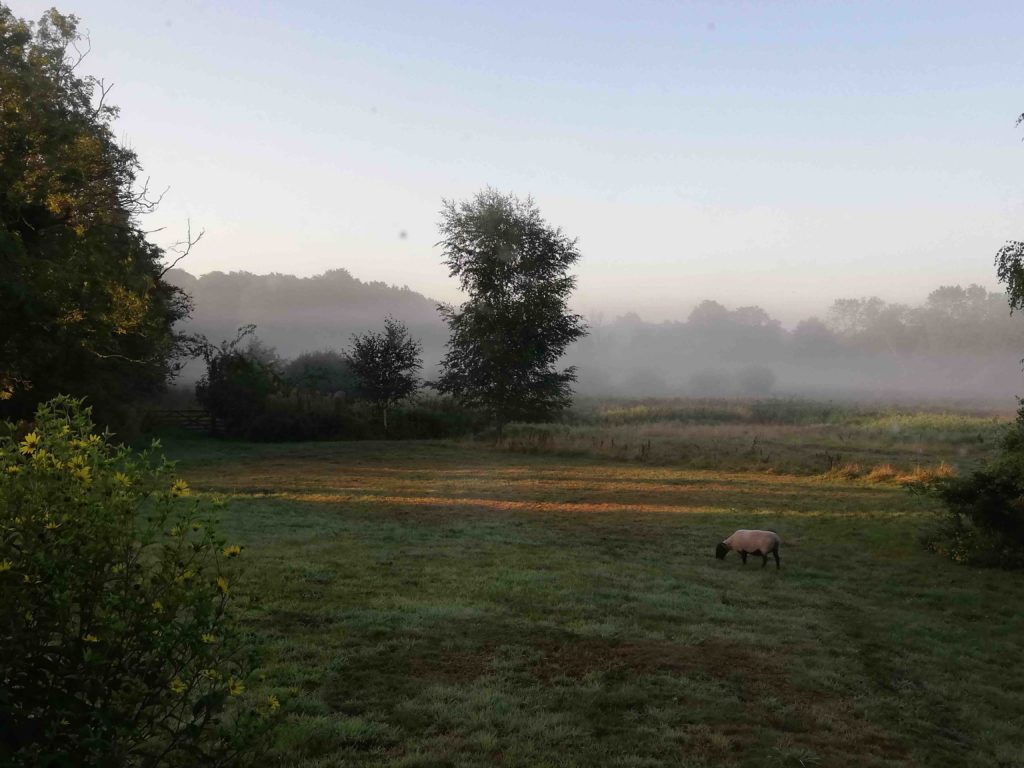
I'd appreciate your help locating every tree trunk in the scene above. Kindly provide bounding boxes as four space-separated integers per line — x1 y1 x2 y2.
383 405 388 437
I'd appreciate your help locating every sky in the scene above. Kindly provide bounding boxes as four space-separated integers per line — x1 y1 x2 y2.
14 0 1024 323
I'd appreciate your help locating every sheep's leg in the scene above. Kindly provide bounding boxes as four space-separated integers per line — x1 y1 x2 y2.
773 548 781 570
740 552 748 565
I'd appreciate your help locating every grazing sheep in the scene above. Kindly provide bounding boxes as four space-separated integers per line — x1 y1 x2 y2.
715 529 781 569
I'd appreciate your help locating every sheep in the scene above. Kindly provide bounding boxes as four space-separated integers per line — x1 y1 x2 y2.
715 529 781 569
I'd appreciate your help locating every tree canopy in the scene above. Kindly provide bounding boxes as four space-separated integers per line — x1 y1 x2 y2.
0 6 190 431
434 189 587 433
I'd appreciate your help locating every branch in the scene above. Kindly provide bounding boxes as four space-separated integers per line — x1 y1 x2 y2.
86 349 152 365
67 30 91 72
93 77 114 116
159 221 205 278
124 177 170 216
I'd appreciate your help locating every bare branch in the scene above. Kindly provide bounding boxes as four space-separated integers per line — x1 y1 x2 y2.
159 221 205 278
67 30 91 72
122 176 170 216
94 77 114 116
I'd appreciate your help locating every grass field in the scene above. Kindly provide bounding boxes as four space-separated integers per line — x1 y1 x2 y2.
162 430 1024 768
501 398 1013 475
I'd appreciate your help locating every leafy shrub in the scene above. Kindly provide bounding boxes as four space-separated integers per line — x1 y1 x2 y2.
196 350 280 437
926 408 1024 568
928 453 1024 568
0 397 277 766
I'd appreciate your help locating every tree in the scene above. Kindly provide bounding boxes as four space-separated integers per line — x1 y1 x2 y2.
346 317 422 434
434 189 587 435
195 327 280 437
0 6 193 433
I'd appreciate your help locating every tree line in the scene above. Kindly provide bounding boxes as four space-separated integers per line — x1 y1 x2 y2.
191 191 587 441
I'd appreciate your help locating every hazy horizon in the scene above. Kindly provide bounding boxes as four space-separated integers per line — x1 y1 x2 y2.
170 263 1013 329
13 0 1024 325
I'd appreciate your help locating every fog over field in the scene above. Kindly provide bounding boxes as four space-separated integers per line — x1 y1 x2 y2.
167 268 1024 404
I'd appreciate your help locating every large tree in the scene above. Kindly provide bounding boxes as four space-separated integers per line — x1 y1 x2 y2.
0 6 192 432
434 189 587 435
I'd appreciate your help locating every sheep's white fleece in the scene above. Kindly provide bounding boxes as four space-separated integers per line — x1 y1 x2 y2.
723 529 779 554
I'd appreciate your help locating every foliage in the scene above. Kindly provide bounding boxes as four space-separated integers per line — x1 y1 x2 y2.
282 351 358 397
386 394 489 439
231 392 481 442
0 7 193 432
926 410 1024 568
194 329 471 441
240 338 282 373
928 458 1024 568
195 327 281 437
237 392 368 442
0 397 276 766
435 189 587 433
346 317 422 433
994 240 1024 313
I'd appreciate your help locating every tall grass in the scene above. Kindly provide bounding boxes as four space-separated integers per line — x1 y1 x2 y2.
494 397 1010 477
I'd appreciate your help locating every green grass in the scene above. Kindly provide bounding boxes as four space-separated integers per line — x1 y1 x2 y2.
160 434 1024 768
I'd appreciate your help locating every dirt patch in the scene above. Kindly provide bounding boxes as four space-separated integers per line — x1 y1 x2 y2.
405 646 496 683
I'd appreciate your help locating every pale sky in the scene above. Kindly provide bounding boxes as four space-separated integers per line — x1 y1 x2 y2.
15 0 1024 323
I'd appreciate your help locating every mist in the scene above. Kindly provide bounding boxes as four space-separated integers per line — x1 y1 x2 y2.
166 269 1024 406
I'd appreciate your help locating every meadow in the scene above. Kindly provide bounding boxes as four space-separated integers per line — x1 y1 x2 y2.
501 397 1013 477
158 398 1024 768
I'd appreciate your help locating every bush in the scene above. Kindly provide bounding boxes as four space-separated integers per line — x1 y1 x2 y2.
196 350 279 437
242 393 372 442
0 397 277 766
926 409 1024 568
388 395 490 439
928 455 1024 568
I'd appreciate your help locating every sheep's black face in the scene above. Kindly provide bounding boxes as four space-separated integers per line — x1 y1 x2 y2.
715 543 728 560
